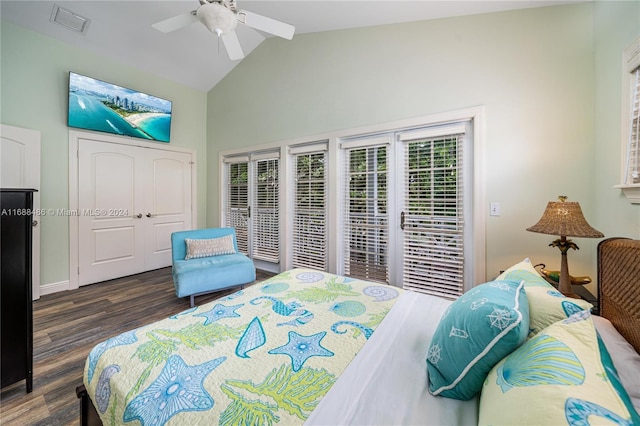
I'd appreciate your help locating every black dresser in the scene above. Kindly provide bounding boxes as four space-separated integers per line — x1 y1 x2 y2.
1 188 37 392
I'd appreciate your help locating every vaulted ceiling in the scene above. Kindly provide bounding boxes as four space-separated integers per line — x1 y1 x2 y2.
1 1 582 91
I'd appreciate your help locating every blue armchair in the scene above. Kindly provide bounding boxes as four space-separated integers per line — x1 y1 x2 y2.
171 227 256 307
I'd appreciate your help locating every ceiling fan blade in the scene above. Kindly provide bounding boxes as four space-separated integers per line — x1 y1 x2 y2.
221 31 245 60
237 9 295 40
152 11 198 33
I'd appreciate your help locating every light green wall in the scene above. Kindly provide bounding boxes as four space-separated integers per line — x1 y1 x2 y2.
3 1 637 291
593 1 640 239
207 3 607 283
1 21 208 286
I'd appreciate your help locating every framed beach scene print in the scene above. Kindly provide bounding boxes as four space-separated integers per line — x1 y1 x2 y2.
68 72 172 143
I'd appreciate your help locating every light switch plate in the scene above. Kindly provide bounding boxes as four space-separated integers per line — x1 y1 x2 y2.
490 202 501 216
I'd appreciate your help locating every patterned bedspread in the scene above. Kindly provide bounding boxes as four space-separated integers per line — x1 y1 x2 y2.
83 268 403 425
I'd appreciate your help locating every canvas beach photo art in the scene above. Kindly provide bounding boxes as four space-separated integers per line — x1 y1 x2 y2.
68 72 172 143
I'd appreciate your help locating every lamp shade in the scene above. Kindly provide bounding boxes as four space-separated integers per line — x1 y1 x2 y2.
526 197 604 238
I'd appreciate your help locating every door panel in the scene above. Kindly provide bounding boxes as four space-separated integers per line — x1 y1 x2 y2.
149 221 183 254
93 153 136 212
93 226 136 262
225 162 249 254
144 151 191 270
397 125 468 299
151 158 185 215
1 139 26 185
0 124 41 300
78 140 145 285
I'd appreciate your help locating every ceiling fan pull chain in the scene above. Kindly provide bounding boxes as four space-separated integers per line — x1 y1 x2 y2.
214 28 222 56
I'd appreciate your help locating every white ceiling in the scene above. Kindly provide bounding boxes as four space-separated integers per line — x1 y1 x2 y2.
2 0 582 91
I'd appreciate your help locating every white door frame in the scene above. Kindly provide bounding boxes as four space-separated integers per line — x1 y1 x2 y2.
68 130 197 290
0 124 41 300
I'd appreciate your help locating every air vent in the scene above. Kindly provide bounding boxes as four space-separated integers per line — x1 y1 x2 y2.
50 4 90 34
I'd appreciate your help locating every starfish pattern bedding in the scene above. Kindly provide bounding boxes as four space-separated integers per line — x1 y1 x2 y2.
83 268 402 425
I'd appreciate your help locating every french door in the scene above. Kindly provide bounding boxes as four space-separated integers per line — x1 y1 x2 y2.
224 152 280 271
77 139 192 285
219 113 480 298
342 122 471 298
290 143 328 271
396 124 470 298
341 135 391 283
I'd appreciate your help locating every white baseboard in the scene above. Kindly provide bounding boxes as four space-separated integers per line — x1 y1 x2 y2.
40 280 70 296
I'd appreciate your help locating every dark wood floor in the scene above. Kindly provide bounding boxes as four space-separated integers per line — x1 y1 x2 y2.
0 267 274 425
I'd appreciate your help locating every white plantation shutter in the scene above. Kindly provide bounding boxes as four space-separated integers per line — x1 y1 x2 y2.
291 143 328 270
341 135 391 283
400 126 466 299
220 116 477 295
252 155 280 262
626 66 640 185
224 158 249 254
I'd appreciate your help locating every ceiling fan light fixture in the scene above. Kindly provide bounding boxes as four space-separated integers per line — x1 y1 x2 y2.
196 2 238 36
151 0 293 61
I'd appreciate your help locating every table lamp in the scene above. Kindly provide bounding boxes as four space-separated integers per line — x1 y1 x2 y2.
526 196 604 297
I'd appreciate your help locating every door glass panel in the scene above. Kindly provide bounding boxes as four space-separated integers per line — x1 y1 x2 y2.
227 162 249 254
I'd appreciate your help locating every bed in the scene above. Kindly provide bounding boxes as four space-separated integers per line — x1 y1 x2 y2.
77 238 640 425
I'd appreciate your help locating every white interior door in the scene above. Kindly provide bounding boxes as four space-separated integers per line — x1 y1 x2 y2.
77 138 193 285
78 140 145 285
144 150 192 270
1 124 41 300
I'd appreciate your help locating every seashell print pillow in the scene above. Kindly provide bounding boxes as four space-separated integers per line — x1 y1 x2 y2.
497 259 592 336
479 312 640 426
426 279 529 400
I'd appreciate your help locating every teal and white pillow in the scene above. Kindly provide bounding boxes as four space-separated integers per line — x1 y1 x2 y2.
427 279 529 400
497 259 592 336
479 312 640 425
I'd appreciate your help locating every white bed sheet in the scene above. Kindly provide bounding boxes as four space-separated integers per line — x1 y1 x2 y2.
306 290 478 426
593 315 640 412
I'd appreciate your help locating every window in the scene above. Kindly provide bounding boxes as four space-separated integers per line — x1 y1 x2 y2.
625 65 640 185
618 36 640 203
290 143 328 270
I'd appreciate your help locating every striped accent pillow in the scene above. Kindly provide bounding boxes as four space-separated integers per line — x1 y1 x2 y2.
184 235 236 259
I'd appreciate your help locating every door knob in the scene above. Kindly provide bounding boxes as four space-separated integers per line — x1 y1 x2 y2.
135 213 142 219
146 213 153 218
32 220 38 227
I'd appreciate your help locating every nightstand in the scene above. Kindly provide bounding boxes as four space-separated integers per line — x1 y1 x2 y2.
544 281 599 316
531 263 600 316
567 284 599 316
496 266 600 316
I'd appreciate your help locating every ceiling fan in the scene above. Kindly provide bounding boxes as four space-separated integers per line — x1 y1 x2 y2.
152 0 295 61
